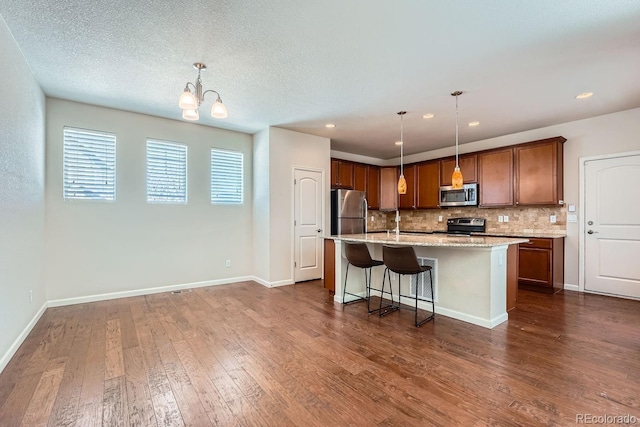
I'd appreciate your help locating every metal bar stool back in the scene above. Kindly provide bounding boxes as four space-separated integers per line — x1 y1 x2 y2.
382 245 435 327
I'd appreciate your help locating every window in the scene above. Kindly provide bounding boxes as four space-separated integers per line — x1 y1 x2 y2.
211 149 243 205
63 127 116 200
146 139 187 203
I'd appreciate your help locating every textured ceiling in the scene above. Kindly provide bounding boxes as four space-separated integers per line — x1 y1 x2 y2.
1 0 639 159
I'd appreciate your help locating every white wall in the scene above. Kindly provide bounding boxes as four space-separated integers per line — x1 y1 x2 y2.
45 99 253 301
252 129 271 281
252 127 331 285
0 18 46 370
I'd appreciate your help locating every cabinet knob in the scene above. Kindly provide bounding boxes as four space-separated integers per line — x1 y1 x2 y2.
515 201 519 205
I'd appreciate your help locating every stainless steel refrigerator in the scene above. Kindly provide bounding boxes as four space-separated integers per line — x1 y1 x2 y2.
331 189 367 235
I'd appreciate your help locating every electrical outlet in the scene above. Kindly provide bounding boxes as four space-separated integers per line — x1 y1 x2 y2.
371 215 374 221
29 289 33 303
504 215 509 222
567 214 577 223
550 215 557 223
225 260 231 268
498 215 504 223
438 215 443 222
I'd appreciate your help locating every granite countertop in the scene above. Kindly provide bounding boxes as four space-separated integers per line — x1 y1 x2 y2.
328 233 528 248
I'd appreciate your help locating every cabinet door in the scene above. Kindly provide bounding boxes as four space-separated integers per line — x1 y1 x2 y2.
338 161 354 189
515 138 564 205
330 159 340 188
416 161 440 209
440 154 477 186
398 165 416 209
379 167 398 210
478 148 514 207
366 166 380 209
353 163 367 192
518 246 552 287
323 239 335 292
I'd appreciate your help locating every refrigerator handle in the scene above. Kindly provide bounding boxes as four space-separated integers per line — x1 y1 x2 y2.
363 198 368 234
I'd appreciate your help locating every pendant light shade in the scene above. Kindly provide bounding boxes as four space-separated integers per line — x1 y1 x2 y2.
451 91 464 189
397 111 407 195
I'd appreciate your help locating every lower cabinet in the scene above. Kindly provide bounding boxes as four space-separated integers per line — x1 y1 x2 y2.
324 239 335 293
518 237 564 293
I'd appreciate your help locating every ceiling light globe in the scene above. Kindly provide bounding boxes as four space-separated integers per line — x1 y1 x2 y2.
182 109 199 121
211 99 228 119
179 90 197 110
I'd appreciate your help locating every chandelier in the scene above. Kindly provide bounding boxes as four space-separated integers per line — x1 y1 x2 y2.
178 63 228 121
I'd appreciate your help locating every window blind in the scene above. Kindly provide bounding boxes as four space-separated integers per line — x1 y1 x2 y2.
211 149 243 205
63 127 116 200
146 139 187 203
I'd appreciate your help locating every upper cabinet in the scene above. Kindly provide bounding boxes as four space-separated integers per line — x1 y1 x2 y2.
514 137 566 206
330 159 354 189
367 166 380 210
353 163 367 192
398 165 417 209
440 154 477 186
379 167 398 211
416 160 440 209
478 148 514 207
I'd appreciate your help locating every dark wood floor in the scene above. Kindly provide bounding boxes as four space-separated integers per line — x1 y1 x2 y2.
1 281 639 426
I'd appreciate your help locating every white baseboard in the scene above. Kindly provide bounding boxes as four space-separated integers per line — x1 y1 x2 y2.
0 302 47 374
436 306 509 329
563 283 580 292
48 276 255 307
251 276 294 288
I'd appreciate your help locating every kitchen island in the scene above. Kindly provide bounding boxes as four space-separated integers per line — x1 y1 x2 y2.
328 233 528 329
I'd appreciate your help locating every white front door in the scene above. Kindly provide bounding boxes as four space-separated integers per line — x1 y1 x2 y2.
585 154 640 298
294 168 323 282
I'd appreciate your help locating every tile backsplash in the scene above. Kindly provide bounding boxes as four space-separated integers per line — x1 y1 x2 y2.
368 206 566 235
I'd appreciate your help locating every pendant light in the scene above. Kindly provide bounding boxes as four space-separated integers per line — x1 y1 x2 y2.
451 91 464 189
397 111 407 195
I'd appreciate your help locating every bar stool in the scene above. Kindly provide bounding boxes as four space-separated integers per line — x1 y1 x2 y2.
343 242 394 315
382 245 435 327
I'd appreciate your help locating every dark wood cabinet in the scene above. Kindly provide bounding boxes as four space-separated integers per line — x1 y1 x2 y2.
478 148 514 207
379 167 398 211
518 237 564 293
416 161 440 209
440 154 477 186
323 239 335 293
398 165 416 209
330 159 354 189
514 137 565 206
353 163 367 192
366 166 380 209
507 244 518 311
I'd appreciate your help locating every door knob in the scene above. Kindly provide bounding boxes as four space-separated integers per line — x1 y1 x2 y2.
587 230 598 234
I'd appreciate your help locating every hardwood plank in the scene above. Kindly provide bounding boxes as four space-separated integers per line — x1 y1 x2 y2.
20 357 66 427
102 376 128 427
122 346 156 427
105 319 125 380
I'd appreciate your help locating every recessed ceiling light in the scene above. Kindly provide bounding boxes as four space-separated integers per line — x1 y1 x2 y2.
325 123 336 128
422 113 434 119
468 121 480 127
395 141 403 146
575 92 593 99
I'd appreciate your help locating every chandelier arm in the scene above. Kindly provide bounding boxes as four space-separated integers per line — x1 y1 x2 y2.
202 89 222 100
184 82 196 92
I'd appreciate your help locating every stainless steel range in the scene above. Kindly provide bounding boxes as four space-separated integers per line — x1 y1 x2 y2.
435 217 486 236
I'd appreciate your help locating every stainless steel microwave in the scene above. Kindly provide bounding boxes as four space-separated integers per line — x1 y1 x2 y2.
439 183 478 207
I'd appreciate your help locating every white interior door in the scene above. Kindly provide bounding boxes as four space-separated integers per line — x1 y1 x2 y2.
585 154 640 298
294 168 323 282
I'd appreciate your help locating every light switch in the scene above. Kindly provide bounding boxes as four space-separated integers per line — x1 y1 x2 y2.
567 214 577 223
438 215 443 222
498 215 504 223
568 204 576 212
504 215 509 223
